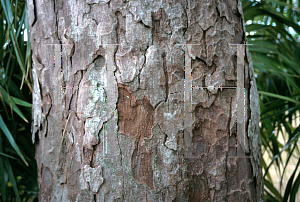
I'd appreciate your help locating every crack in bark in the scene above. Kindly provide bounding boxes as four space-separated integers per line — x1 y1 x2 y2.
92 18 98 26
32 0 37 27
69 39 76 68
90 144 97 168
82 119 86 165
211 61 217 75
162 52 169 102
128 10 151 29
215 0 221 18
183 4 189 39
245 54 251 141
53 0 56 14
75 69 86 120
67 88 74 112
115 133 125 199
195 55 208 67
227 96 232 135
154 100 163 109
55 12 59 40
60 41 63 71
43 94 52 138
130 44 149 92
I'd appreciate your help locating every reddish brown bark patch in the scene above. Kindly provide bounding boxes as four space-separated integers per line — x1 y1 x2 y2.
188 174 208 201
132 139 154 190
118 84 154 139
117 84 155 190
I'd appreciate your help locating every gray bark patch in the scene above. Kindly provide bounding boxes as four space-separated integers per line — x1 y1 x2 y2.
41 166 53 202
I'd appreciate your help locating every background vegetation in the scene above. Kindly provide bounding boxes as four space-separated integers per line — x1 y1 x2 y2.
0 0 38 201
243 0 300 201
0 0 299 201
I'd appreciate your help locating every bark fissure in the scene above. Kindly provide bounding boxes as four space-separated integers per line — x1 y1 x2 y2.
44 94 52 137
67 39 75 69
67 90 74 112
32 0 37 27
75 69 85 114
90 144 96 168
215 1 221 19
116 133 125 200
162 52 169 102
53 0 56 14
227 96 233 135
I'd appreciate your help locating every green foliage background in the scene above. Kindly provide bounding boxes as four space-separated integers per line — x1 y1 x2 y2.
0 0 299 201
0 0 38 201
243 0 300 201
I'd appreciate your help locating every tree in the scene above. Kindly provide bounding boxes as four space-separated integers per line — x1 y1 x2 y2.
28 0 264 201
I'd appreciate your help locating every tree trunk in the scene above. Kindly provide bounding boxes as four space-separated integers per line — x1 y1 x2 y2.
28 0 264 201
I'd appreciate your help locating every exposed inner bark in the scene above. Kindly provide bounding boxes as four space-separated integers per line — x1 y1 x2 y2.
117 83 155 190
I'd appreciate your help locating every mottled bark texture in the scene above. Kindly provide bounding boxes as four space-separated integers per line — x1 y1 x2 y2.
29 0 264 201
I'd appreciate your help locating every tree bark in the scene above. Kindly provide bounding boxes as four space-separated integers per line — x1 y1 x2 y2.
28 0 264 201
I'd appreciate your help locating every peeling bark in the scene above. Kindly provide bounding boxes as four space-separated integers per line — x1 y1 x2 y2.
29 0 264 201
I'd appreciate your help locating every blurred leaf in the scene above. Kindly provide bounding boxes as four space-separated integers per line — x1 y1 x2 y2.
0 152 18 160
264 179 283 201
0 114 28 166
11 96 32 107
0 85 28 122
4 157 21 202
282 158 300 202
258 91 300 104
290 172 300 202
263 132 300 178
